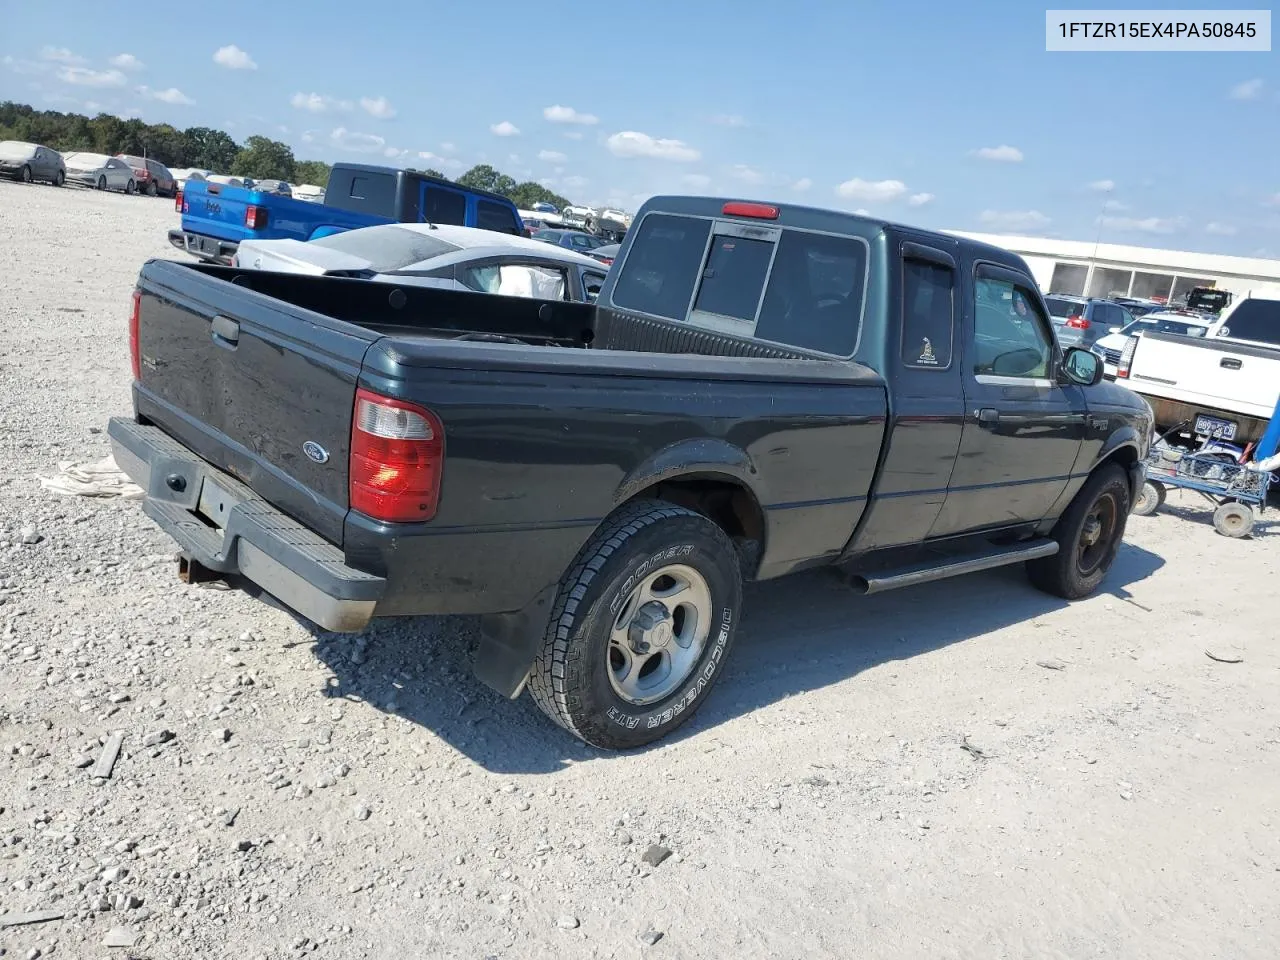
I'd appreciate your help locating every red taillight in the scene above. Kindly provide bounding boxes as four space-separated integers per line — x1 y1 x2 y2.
349 389 445 523
1066 315 1090 329
1117 335 1138 379
599 258 614 266
244 205 269 230
721 201 779 220
174 188 183 212
129 289 141 381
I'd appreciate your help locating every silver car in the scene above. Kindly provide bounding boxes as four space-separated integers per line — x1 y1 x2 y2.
62 152 137 193
0 140 65 185
232 223 611 302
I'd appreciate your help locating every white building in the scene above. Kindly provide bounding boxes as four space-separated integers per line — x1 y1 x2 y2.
946 231 1280 303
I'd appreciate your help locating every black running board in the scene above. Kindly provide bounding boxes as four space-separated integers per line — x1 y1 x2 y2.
844 539 1059 596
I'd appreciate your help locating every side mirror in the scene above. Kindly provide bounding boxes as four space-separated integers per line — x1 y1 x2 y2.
1108 326 1121 334
1061 347 1104 387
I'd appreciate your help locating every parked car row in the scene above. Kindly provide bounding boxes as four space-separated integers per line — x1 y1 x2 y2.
1 139 185 197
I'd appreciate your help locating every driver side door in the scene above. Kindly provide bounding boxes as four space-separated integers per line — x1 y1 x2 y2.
929 261 1087 537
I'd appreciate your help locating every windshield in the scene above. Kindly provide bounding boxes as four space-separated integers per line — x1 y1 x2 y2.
64 152 109 167
0 141 36 161
532 230 564 242
1045 297 1083 319
308 225 462 272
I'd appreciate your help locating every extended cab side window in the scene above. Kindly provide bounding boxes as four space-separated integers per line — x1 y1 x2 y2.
901 257 954 369
611 214 712 320
972 275 1053 380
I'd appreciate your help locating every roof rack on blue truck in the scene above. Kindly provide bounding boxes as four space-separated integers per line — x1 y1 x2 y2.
168 163 524 265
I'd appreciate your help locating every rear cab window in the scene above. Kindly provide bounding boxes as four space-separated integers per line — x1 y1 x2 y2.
901 254 955 369
612 213 868 357
1219 298 1280 345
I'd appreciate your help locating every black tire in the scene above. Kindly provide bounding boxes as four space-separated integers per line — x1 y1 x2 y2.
53 170 64 187
528 499 743 750
1027 464 1130 600
146 180 157 196
20 165 32 184
1131 479 1165 517
125 179 136 195
97 175 106 190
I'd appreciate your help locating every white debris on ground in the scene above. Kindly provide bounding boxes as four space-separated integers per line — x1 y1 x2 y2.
38 455 144 500
1 182 1279 960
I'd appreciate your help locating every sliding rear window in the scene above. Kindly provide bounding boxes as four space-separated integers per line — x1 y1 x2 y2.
612 213 868 356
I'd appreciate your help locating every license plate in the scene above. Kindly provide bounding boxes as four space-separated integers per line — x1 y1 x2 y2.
1194 415 1237 440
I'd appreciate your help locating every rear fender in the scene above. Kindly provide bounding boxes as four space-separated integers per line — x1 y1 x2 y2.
613 437 761 506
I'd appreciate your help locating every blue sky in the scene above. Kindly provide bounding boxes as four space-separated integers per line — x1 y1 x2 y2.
2 0 1276 256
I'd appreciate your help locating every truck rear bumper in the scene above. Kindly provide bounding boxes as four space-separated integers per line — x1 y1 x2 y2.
108 417 386 632
168 229 238 265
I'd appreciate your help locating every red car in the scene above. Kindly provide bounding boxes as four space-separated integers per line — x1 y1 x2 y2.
117 155 177 197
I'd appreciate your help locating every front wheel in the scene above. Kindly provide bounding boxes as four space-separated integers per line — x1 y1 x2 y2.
1027 464 1130 599
1131 479 1165 517
96 175 106 190
125 179 136 195
146 180 157 196
528 499 743 749
53 170 64 187
1212 502 1254 538
20 165 32 183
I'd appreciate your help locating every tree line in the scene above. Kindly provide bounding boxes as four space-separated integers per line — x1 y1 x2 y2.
0 101 574 209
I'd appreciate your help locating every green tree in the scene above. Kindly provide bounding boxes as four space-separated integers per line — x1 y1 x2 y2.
231 136 296 181
183 126 239 171
456 163 516 197
293 159 332 187
508 181 571 212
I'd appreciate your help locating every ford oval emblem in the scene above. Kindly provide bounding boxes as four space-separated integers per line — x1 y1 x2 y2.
302 441 330 464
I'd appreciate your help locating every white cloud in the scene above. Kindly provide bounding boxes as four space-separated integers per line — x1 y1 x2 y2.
1087 179 1115 192
1207 222 1237 236
440 142 456 153
711 114 747 127
301 129 317 143
110 53 144 71
360 96 396 120
416 151 464 173
973 144 1024 162
383 146 409 160
490 120 520 137
543 104 599 125
291 92 351 113
1098 214 1184 234
907 192 935 207
538 149 568 163
83 100 101 112
791 177 812 192
836 178 908 202
1229 78 1263 100
606 131 700 162
979 209 1052 231
681 173 711 189
330 127 386 153
213 45 257 70
57 67 127 88
1102 199 1128 212
730 164 764 184
139 85 194 106
40 46 85 65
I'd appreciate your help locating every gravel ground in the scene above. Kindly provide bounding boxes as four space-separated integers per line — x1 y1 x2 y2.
2 180 1279 960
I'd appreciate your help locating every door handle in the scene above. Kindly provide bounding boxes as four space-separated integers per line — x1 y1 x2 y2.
974 407 1000 428
1220 357 1242 370
210 315 239 346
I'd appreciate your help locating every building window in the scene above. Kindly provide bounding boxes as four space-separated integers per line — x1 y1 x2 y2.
1087 266 1133 299
1049 263 1088 296
1130 271 1174 300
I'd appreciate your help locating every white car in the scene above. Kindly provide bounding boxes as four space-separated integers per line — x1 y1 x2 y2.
292 183 325 204
1092 311 1214 379
62 152 136 193
232 222 612 303
168 168 211 191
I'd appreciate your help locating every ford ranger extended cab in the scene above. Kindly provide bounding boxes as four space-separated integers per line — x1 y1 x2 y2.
111 196 1152 749
170 163 524 265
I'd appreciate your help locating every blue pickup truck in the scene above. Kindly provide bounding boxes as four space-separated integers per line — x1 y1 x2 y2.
169 163 525 264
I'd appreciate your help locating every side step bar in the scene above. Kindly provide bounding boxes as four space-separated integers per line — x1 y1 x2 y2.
844 539 1059 596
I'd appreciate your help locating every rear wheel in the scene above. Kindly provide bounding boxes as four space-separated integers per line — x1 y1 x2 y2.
146 180 157 196
1028 464 1130 599
1212 502 1254 538
528 499 743 749
1131 479 1166 517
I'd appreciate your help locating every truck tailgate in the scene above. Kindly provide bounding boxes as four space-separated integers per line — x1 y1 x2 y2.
132 260 378 544
180 180 257 243
1127 332 1280 420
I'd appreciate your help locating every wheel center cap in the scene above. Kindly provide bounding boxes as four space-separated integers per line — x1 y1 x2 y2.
629 601 674 654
